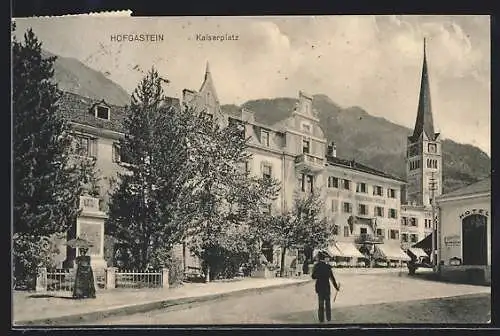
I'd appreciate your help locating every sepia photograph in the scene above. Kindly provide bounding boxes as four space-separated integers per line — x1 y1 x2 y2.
11 14 491 326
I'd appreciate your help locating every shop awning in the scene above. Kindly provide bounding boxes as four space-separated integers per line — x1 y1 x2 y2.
376 244 411 261
408 247 428 259
334 242 365 259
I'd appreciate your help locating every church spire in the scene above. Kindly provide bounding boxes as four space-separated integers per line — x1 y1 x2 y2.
204 61 211 79
411 38 436 142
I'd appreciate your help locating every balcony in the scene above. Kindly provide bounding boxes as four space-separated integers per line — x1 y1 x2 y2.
295 153 325 173
355 233 384 244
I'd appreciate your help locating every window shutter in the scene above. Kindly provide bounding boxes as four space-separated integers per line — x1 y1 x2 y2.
112 144 117 162
91 138 98 158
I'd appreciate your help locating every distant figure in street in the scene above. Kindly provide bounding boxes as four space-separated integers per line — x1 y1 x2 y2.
72 248 96 299
302 258 310 275
311 251 340 323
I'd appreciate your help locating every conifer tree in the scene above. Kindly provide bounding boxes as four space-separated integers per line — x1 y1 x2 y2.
12 27 95 286
106 69 205 270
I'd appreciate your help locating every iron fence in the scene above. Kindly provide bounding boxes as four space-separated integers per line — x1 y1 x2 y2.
46 269 75 292
115 269 163 289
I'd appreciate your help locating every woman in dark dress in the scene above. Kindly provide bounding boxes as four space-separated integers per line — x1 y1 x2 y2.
72 248 96 299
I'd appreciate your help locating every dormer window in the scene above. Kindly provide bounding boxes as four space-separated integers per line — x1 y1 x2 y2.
95 105 110 120
261 130 270 147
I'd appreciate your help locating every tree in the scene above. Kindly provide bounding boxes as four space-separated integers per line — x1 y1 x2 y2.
106 68 206 270
12 28 95 286
186 117 281 281
260 190 331 277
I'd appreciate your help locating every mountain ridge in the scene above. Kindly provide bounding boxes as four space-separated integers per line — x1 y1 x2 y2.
47 51 490 193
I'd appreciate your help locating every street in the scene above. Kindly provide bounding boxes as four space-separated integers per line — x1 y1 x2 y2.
88 272 490 325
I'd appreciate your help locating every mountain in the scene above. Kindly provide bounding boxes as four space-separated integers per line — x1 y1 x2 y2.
42 51 490 193
42 50 130 106
221 94 491 194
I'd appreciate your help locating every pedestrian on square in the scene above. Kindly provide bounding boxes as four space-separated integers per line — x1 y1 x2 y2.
302 258 309 275
72 247 96 299
311 251 340 323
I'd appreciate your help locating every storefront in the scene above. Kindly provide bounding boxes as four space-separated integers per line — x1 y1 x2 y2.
374 243 411 267
334 241 368 267
436 177 491 285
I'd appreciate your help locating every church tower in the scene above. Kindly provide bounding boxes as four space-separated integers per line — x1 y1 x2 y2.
406 39 443 207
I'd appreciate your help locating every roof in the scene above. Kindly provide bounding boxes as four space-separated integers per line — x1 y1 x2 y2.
58 91 128 133
438 176 491 200
409 39 438 142
58 91 180 134
327 156 406 183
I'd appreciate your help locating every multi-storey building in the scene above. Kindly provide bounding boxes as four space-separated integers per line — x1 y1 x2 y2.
400 39 442 261
54 41 444 272
180 64 410 269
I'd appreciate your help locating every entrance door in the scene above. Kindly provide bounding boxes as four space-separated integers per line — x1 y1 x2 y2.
462 214 487 265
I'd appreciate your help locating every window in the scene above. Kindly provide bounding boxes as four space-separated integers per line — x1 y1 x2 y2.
373 185 383 196
410 217 418 227
388 188 396 198
374 206 384 217
95 105 110 120
410 234 418 243
428 143 437 153
358 204 368 215
331 199 339 213
401 217 408 226
112 143 121 163
389 209 397 219
360 228 367 235
376 228 384 238
262 164 272 180
343 179 351 190
343 226 350 237
357 182 367 193
328 176 339 188
343 202 352 214
244 160 251 174
390 229 399 240
302 123 311 133
300 173 314 192
307 175 314 192
402 233 408 242
302 139 310 154
261 130 270 147
410 160 421 171
72 135 96 158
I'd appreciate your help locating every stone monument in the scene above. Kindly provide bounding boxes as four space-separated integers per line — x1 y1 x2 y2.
76 195 108 271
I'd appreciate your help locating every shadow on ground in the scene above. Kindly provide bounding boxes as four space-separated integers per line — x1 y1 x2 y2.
275 293 491 324
27 294 74 299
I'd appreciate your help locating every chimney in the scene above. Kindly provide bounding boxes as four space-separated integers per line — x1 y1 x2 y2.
240 107 255 124
327 141 337 158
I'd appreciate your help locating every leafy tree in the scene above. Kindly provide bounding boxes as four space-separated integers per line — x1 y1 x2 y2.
12 27 95 287
106 68 206 270
186 118 281 281
260 190 331 277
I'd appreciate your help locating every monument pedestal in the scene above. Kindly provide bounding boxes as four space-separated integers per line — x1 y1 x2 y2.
76 196 108 273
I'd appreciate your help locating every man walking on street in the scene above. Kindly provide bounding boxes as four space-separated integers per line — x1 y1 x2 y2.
311 251 340 323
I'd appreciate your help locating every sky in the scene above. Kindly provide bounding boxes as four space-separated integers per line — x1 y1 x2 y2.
13 15 490 155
